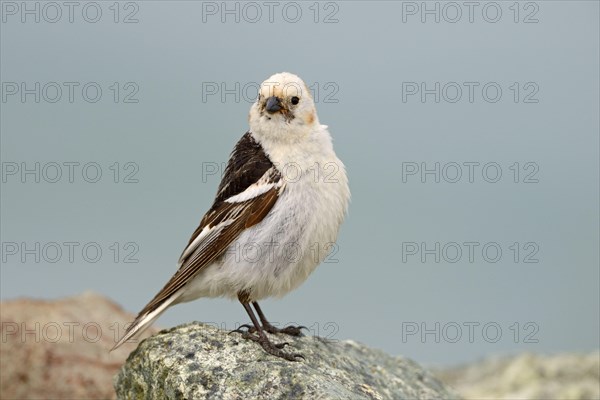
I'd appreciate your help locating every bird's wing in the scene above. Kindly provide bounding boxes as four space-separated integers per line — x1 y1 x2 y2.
111 132 283 350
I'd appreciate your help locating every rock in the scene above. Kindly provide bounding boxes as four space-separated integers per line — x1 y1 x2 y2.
114 322 458 399
0 292 158 400
435 352 600 400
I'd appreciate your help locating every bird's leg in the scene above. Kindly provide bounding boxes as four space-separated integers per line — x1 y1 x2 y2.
237 301 303 361
252 302 306 337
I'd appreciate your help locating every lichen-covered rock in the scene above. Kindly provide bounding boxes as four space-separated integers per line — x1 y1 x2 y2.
114 322 458 399
435 352 600 400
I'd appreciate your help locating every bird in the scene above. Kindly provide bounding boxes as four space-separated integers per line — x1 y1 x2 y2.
111 72 350 361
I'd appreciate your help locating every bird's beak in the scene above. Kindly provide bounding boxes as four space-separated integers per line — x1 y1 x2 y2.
265 96 283 113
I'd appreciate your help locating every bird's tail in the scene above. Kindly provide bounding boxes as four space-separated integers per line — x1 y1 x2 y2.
110 291 183 351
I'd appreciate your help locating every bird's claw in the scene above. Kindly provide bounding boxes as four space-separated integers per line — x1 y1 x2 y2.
232 322 306 337
229 324 255 335
264 324 307 337
239 331 303 361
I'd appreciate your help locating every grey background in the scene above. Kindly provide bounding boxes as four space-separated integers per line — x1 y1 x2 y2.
1 1 598 365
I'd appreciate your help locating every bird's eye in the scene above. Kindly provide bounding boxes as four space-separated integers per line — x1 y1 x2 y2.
291 96 300 105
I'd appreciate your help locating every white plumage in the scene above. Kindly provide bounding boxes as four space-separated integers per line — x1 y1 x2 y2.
112 72 349 357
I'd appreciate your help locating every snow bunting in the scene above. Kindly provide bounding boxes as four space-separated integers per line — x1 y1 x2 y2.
112 72 350 361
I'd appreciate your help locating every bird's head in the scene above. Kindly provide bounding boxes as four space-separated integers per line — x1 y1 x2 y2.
249 72 319 141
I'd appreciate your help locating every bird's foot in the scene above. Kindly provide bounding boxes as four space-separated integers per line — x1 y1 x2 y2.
230 323 306 337
263 322 306 337
241 331 304 362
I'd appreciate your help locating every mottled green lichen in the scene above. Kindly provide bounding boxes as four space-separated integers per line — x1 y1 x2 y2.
114 322 458 399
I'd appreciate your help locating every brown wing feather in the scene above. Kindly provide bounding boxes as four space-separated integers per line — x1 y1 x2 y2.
112 133 283 350
133 186 283 319
183 132 272 249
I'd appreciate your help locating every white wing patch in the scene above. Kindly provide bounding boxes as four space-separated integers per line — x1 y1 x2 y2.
225 183 275 203
224 167 280 204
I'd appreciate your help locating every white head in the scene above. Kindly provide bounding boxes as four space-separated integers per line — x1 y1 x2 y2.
249 72 319 142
